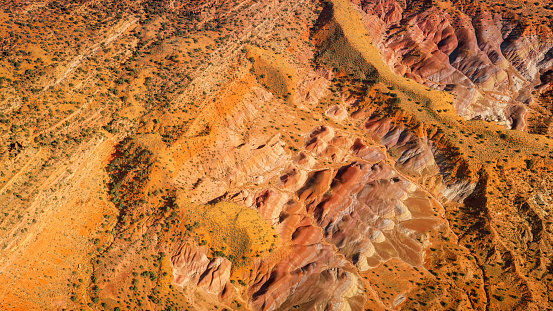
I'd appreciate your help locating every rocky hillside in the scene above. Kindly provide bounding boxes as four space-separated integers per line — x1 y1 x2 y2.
358 0 553 131
0 0 553 310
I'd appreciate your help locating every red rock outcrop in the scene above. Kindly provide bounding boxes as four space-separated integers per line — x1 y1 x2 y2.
172 242 232 297
356 0 553 129
250 224 366 311
236 119 445 310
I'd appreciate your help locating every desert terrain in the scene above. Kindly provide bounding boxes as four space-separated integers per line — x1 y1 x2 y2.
1 0 553 310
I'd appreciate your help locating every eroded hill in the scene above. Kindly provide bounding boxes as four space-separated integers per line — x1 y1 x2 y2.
1 0 553 310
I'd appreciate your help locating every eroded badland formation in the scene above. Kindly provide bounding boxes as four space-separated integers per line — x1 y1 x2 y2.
1 0 553 310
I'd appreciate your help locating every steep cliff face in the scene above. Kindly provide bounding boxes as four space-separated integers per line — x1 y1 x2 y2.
1 0 553 310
